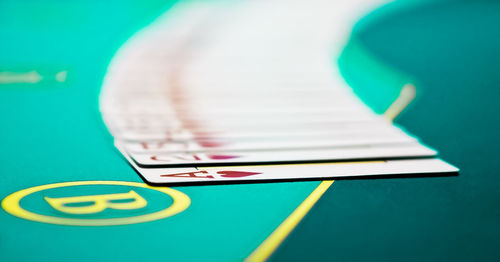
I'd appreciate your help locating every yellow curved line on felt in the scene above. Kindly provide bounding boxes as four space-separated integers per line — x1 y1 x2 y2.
246 180 334 262
245 83 416 261
1 181 190 226
383 83 416 122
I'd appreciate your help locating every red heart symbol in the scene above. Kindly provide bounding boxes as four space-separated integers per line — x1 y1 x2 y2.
208 155 240 160
217 171 261 178
197 140 226 148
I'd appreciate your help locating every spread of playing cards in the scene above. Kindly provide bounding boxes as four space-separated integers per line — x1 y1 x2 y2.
100 0 458 185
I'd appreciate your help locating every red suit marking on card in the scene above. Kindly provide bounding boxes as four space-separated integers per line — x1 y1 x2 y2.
217 171 261 178
160 170 214 179
150 154 202 162
208 155 240 160
197 140 225 148
193 131 214 136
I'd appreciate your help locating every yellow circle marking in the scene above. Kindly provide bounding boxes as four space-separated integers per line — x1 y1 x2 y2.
1 181 190 226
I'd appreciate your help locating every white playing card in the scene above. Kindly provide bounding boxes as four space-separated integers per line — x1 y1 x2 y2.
117 143 457 184
125 142 437 167
107 121 402 139
122 133 417 153
113 124 404 141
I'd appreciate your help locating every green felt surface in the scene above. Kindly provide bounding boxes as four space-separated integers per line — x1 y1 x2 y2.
272 0 500 261
1 0 499 261
0 0 321 261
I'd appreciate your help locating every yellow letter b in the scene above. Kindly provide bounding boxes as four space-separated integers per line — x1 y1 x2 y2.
44 190 147 214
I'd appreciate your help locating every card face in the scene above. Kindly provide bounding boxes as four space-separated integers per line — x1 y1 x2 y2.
118 145 457 184
105 117 391 135
113 125 401 142
125 143 437 167
121 134 417 153
111 121 407 141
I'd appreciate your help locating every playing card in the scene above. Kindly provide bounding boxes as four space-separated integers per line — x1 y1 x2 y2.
121 134 417 153
125 142 437 167
117 143 457 184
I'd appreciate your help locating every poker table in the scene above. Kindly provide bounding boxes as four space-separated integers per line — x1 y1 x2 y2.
1 0 499 261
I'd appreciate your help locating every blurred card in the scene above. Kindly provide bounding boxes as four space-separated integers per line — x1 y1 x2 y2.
125 142 437 167
114 124 404 141
122 134 417 153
